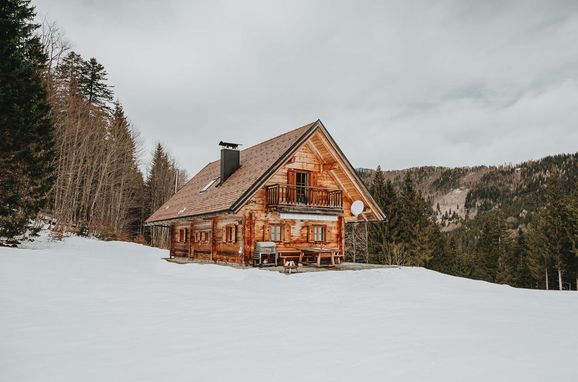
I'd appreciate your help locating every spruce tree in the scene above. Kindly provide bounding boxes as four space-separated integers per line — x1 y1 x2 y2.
569 186 578 289
0 0 55 245
398 174 419 253
368 167 400 263
513 229 533 288
55 51 84 97
527 211 552 289
79 57 113 109
474 210 508 283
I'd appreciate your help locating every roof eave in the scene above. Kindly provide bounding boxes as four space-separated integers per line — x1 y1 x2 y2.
144 209 234 226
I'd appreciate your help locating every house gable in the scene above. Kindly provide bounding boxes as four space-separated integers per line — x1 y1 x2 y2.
236 123 384 222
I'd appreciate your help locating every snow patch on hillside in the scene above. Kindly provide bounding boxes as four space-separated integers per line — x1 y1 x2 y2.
1 234 577 381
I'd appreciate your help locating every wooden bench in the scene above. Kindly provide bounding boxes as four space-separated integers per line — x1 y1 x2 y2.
283 260 299 274
278 250 302 263
279 250 302 274
300 247 341 267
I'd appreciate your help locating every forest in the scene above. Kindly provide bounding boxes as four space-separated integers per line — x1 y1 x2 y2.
1 1 186 248
2 0 577 290
351 162 578 291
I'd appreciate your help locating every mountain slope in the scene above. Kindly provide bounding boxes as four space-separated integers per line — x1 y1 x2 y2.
358 152 578 230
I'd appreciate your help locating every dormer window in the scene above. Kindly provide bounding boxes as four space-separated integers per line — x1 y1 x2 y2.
200 177 219 193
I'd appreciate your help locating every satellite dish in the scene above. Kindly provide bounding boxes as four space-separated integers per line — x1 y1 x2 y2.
351 200 364 216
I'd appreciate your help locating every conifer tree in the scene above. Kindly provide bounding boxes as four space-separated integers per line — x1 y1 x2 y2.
474 210 508 283
79 57 113 109
144 144 185 247
0 0 55 244
55 51 83 97
512 229 533 288
527 211 552 289
368 167 400 263
568 186 578 288
527 176 575 289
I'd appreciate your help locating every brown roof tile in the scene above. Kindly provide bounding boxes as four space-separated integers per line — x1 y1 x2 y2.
145 122 316 224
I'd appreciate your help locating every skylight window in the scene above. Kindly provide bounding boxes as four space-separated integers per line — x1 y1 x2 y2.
200 178 219 193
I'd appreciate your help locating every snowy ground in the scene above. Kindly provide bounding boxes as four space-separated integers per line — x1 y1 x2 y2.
1 234 577 382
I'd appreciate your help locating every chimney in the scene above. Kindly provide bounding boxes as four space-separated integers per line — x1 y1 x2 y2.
219 141 241 184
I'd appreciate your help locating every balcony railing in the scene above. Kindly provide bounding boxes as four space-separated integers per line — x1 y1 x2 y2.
265 184 343 211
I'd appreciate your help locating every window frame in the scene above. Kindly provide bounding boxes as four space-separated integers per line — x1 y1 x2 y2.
178 228 189 243
270 223 282 242
225 224 237 243
312 224 326 242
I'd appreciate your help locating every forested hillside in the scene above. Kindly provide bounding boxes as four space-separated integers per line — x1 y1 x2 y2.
354 153 578 291
0 1 186 247
358 153 578 230
41 24 188 246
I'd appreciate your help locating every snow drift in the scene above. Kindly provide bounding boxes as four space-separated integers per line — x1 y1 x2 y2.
1 234 577 382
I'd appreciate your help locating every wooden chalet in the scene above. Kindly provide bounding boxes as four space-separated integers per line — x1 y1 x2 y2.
145 120 385 266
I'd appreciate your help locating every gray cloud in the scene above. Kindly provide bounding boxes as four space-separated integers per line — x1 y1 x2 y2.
36 0 578 175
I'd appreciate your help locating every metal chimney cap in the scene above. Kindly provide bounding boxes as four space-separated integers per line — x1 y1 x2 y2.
219 141 241 149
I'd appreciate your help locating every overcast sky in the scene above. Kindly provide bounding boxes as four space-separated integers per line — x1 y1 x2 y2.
36 0 578 176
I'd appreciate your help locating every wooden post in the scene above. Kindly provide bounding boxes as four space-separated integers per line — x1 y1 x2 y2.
211 217 217 262
169 224 175 258
365 221 369 263
189 220 195 258
337 216 344 258
353 222 357 263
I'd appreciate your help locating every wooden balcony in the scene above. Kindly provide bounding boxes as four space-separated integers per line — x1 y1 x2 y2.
265 184 343 214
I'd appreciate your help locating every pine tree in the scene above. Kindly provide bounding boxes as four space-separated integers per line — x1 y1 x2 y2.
542 175 573 289
398 174 419 254
527 176 575 290
0 0 55 245
474 209 509 283
368 167 400 264
79 57 113 109
527 211 552 289
568 185 578 289
144 144 183 247
55 51 83 97
512 229 533 288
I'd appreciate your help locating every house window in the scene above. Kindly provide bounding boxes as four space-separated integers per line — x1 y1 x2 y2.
195 231 210 244
225 225 237 243
178 228 189 243
312 225 325 242
270 224 282 242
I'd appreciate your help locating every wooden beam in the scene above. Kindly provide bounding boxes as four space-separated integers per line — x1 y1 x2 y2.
211 217 217 262
189 220 195 258
170 224 175 258
337 215 344 257
322 162 338 171
306 141 326 166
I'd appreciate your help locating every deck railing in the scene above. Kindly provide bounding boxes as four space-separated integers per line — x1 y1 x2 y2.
265 184 343 210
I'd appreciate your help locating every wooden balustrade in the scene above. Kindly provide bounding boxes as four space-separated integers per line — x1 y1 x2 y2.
265 184 343 210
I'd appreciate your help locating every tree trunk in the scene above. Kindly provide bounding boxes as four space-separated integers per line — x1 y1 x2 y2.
558 269 563 291
545 266 549 290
